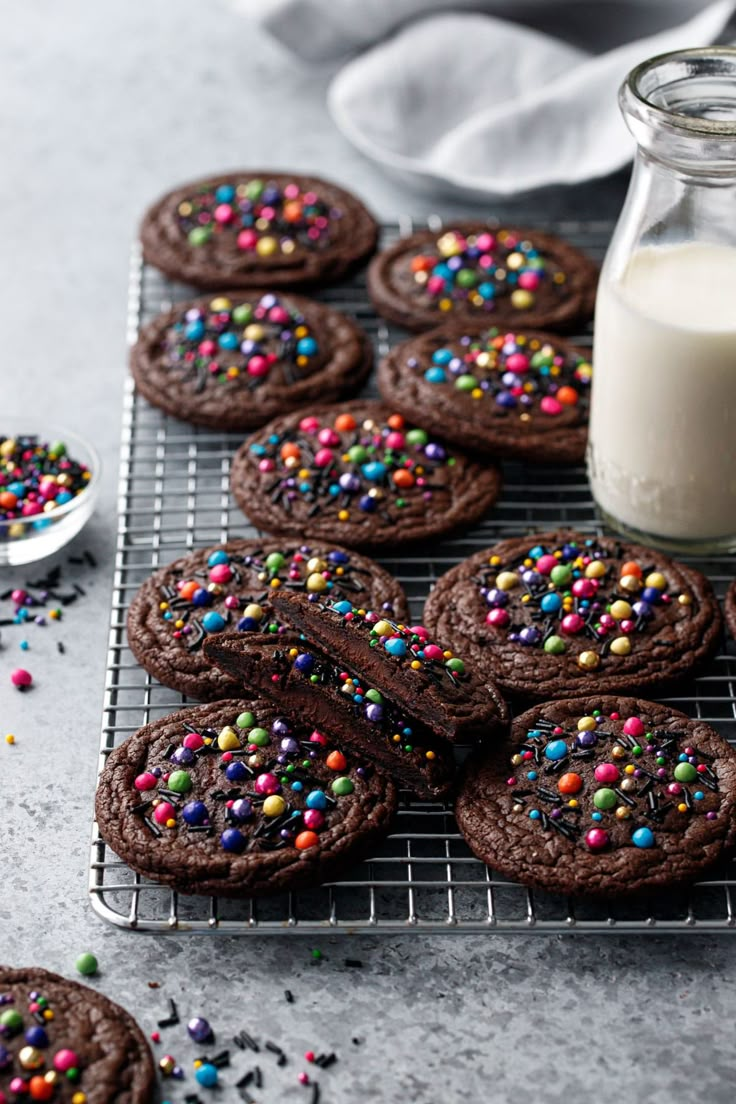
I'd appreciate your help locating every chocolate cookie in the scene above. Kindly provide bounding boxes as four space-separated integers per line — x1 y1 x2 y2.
725 580 736 640
456 696 736 898
0 966 155 1103
130 290 372 431
378 325 592 463
126 539 408 702
267 591 508 743
96 699 397 897
229 401 502 550
140 171 378 290
201 641 455 799
423 531 721 700
368 223 598 333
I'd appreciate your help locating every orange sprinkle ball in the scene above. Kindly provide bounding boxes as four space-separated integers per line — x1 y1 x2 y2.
392 469 415 489
556 386 578 406
283 200 304 222
280 442 301 461
334 413 357 432
558 772 583 795
387 413 405 430
410 255 433 273
620 561 643 578
325 750 347 771
295 831 319 850
178 580 199 600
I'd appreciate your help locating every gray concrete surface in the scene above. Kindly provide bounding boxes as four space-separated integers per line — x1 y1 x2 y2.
1 4 733 1102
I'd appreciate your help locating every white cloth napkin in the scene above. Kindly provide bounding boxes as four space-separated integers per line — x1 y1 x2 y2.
238 0 735 196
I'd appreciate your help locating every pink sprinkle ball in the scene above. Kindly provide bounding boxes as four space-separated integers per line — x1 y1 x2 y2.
254 772 280 795
317 427 340 448
585 828 609 851
153 802 176 825
594 763 620 784
237 229 258 250
518 271 541 290
134 772 158 791
258 458 276 473
303 809 325 830
208 563 233 584
486 608 510 628
247 355 269 377
53 1049 80 1073
183 732 204 750
10 668 32 689
505 352 529 373
423 644 444 661
540 396 563 416
298 1073 310 1085
536 554 558 575
305 1051 316 1063
299 416 320 434
313 448 334 468
623 716 645 738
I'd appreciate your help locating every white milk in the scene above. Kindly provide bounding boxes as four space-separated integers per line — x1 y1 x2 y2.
588 241 736 542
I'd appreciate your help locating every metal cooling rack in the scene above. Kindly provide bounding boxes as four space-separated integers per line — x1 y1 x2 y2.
90 219 736 934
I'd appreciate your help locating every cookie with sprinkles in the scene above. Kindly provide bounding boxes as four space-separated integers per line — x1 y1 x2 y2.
0 965 156 1103
229 400 502 549
126 538 408 701
423 531 721 700
378 326 592 463
130 291 372 431
265 590 508 743
140 171 378 290
456 696 736 898
368 223 598 333
95 699 398 896
202 640 456 799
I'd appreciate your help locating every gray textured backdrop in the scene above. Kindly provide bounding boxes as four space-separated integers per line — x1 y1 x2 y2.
2 4 731 1102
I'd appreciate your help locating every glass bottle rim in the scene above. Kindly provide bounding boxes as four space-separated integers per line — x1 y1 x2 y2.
626 46 736 138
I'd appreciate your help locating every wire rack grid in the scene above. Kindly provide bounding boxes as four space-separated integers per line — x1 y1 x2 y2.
90 218 736 935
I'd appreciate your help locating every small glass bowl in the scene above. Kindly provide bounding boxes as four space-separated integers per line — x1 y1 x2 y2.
0 423 101 566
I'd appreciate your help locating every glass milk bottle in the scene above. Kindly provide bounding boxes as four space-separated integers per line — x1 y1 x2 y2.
588 48 736 552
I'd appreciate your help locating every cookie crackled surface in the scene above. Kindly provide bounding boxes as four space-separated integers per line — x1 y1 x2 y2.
456 697 736 898
424 530 721 699
96 699 397 897
229 401 501 549
140 171 378 289
0 967 155 1104
368 223 597 333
